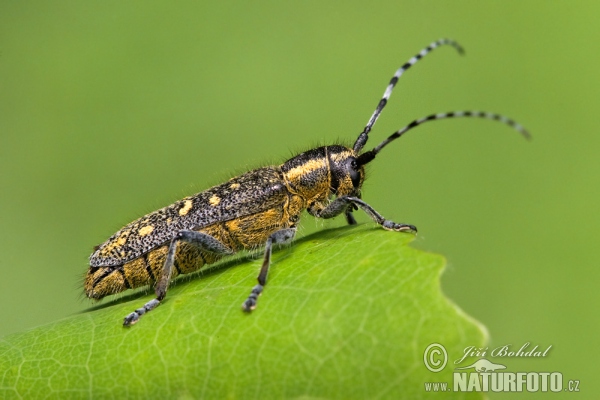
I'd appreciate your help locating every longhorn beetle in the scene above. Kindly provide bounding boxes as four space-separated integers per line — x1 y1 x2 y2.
85 39 529 326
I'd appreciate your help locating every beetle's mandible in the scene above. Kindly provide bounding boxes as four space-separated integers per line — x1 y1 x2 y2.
84 39 529 326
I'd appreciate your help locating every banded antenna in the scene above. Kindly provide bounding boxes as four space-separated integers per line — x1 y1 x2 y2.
353 38 464 153
356 111 530 166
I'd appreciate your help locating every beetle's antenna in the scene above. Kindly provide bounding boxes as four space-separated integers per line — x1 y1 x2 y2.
353 39 464 153
356 111 530 165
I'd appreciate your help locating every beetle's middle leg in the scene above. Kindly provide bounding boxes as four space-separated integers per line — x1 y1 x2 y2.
242 228 296 312
344 205 358 225
123 230 234 326
316 196 417 233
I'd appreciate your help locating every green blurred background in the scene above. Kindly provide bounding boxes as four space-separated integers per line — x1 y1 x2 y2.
1 1 598 397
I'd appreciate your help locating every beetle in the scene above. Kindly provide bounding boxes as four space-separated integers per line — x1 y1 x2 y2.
84 39 529 326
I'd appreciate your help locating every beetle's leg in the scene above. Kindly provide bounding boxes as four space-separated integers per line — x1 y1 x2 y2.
242 228 296 312
344 203 359 225
123 230 234 327
345 209 357 225
318 196 417 233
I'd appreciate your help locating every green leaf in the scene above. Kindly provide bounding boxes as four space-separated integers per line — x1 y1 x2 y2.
0 225 485 399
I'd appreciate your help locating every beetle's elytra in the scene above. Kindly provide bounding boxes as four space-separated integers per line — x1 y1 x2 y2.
85 39 529 326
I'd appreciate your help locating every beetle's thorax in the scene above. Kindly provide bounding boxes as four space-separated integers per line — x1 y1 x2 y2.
280 145 365 205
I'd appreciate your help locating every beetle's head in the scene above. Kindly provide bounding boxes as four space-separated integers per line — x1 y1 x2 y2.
328 145 365 197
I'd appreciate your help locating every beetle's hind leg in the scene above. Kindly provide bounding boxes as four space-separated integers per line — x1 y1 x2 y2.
317 196 417 233
242 228 296 312
123 230 234 327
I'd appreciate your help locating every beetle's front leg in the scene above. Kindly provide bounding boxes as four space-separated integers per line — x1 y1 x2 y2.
123 230 234 327
317 196 417 233
242 228 296 312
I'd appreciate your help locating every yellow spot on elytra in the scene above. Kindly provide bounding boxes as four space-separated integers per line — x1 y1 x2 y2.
179 200 193 216
116 234 127 245
102 231 128 253
209 195 221 206
230 183 240 189
167 218 172 224
138 225 154 236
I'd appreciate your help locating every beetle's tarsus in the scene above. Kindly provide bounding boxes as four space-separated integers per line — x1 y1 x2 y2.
242 284 263 312
382 220 417 233
123 312 139 326
123 298 161 327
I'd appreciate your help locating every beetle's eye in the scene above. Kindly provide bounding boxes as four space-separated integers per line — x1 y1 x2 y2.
348 158 361 188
